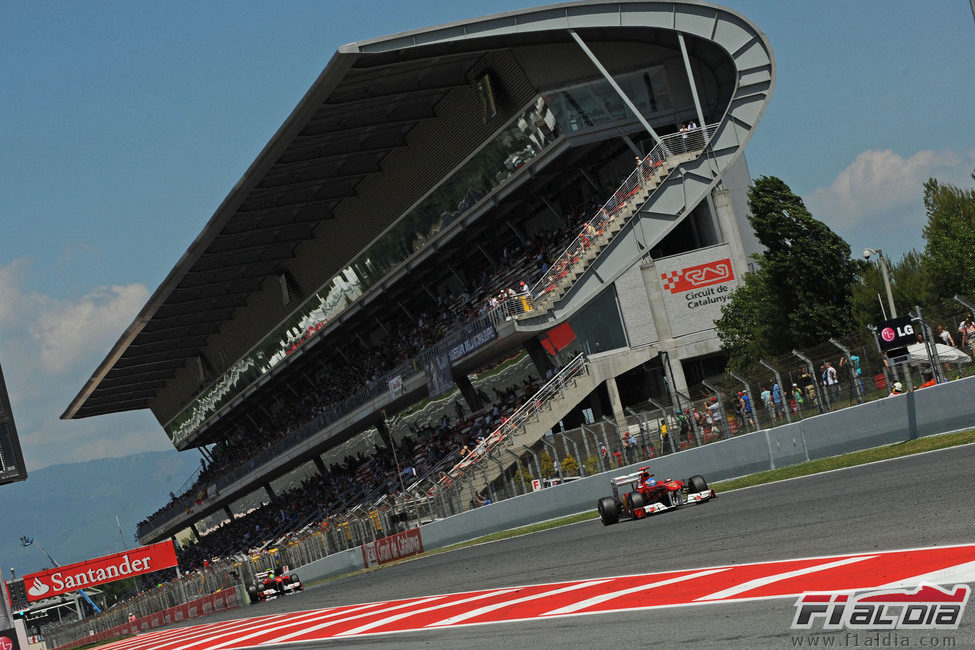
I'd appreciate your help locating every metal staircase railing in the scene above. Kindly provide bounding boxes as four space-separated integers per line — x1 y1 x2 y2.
426 353 589 496
529 124 717 306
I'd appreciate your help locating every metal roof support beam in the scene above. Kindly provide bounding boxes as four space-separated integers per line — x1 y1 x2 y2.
678 33 708 134
568 29 662 148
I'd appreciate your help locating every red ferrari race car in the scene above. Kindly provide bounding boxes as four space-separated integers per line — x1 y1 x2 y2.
248 569 303 602
597 468 715 525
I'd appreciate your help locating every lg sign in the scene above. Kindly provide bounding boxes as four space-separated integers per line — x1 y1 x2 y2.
876 317 915 352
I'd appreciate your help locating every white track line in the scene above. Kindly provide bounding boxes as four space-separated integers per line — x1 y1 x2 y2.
543 568 729 616
336 588 519 636
694 555 876 601
179 606 371 650
872 560 975 590
260 595 445 645
428 579 611 626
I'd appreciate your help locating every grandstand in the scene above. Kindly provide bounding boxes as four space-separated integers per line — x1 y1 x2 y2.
64 1 773 566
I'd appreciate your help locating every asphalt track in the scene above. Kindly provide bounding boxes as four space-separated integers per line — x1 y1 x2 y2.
135 443 975 648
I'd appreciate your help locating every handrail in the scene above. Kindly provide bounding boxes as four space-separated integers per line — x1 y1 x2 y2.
429 353 589 492
530 124 717 300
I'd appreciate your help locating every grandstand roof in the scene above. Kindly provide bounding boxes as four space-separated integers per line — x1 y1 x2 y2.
64 0 762 422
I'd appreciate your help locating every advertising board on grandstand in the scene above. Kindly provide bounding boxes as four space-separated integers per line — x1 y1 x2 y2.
447 321 496 363
424 354 453 398
23 541 178 602
361 528 424 568
656 244 740 337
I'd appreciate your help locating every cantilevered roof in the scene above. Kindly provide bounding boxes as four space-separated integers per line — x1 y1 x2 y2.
65 0 772 421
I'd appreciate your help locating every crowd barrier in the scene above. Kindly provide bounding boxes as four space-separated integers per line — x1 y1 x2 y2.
50 588 239 650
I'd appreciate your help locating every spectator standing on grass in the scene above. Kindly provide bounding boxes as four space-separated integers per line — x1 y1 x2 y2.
938 324 955 347
771 382 784 421
707 398 722 435
760 385 772 421
959 316 975 354
825 361 839 401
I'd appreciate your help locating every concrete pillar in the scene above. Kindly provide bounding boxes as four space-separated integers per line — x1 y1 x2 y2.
455 375 482 412
604 376 629 435
523 337 554 377
640 259 689 397
711 188 749 275
223 506 234 521
264 483 276 502
190 523 201 539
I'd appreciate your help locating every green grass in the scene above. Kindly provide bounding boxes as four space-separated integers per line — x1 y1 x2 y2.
710 427 975 492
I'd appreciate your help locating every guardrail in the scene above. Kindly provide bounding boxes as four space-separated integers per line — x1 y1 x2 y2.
530 124 717 300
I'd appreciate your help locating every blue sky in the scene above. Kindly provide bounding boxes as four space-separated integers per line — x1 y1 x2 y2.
0 0 973 474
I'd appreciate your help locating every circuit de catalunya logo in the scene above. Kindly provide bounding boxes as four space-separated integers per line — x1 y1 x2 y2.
792 583 970 631
660 258 734 294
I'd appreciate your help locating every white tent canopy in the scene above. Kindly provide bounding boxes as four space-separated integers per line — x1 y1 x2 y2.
907 342 972 365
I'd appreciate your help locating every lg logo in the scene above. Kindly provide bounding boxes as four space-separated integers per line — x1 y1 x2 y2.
0 634 14 650
881 324 913 342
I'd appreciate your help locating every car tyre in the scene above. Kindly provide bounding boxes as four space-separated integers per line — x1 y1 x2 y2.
598 496 618 525
628 491 647 511
687 474 709 494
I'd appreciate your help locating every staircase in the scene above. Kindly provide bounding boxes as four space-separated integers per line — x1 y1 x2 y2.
433 346 657 509
528 128 712 314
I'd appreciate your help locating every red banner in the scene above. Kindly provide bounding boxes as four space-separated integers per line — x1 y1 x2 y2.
24 541 177 602
361 528 424 568
660 258 735 294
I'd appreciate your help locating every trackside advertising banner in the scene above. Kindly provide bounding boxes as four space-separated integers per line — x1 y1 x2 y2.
361 528 424 568
23 541 178 602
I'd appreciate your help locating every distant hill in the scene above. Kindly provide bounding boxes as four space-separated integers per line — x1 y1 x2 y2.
0 450 200 577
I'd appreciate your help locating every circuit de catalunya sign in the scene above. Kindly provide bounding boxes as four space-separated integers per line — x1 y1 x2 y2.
23 541 178 602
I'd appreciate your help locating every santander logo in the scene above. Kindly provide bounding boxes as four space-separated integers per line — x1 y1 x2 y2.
28 577 50 597
881 327 896 342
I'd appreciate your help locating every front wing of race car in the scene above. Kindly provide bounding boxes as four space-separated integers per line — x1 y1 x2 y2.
631 488 716 518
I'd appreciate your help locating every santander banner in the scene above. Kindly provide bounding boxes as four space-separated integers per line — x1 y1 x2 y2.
23 541 178 602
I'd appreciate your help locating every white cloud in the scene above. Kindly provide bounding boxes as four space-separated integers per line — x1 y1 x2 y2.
0 259 166 469
32 283 148 374
806 148 974 226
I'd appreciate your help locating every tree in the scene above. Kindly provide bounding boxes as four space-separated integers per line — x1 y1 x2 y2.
921 173 975 312
716 176 860 369
560 454 580 476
